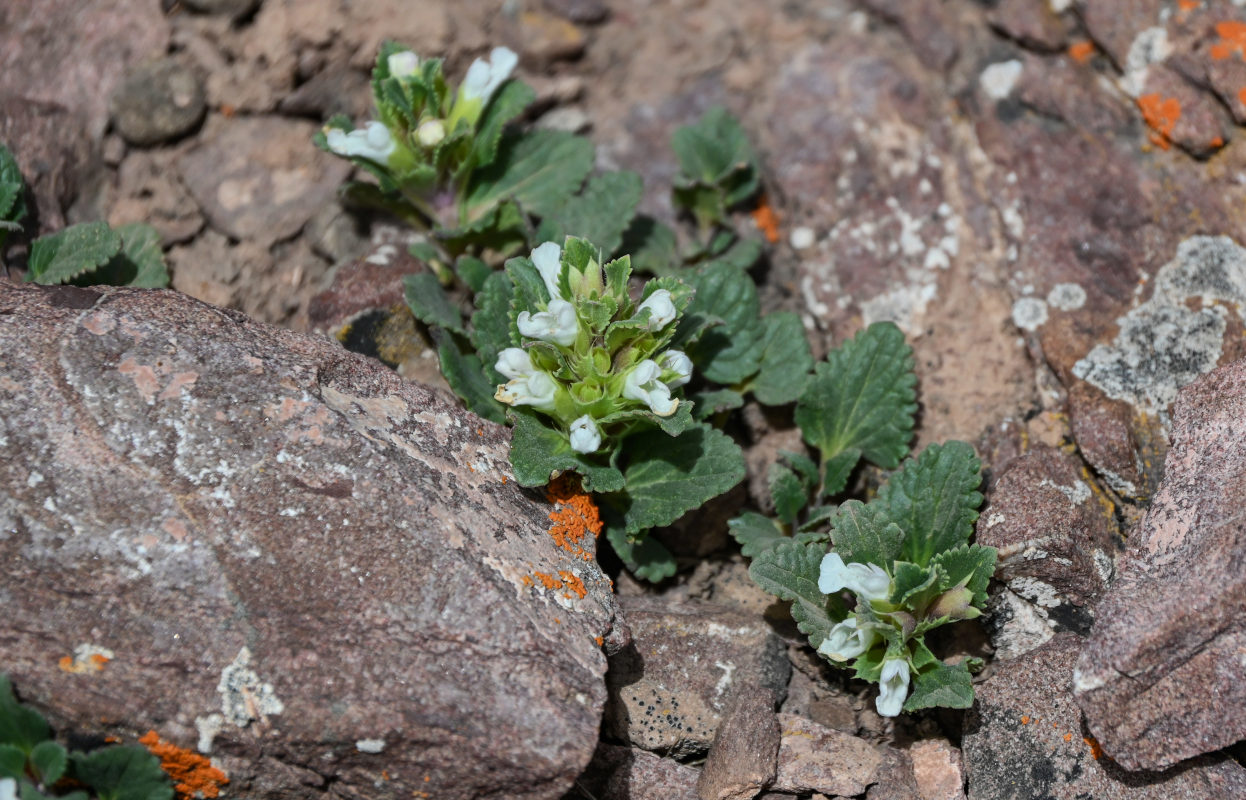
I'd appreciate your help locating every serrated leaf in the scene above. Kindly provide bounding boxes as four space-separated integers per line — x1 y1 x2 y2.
649 400 695 438
797 505 836 536
109 223 169 288
510 412 626 492
877 441 983 567
26 222 122 286
619 215 680 276
903 661 975 712
607 423 745 534
930 543 997 607
0 676 50 755
748 540 845 650
748 311 813 406
795 321 916 471
671 107 759 204
829 500 903 568
404 272 465 335
768 464 806 524
780 450 819 489
821 447 862 497
852 648 886 683
463 130 593 227
603 519 677 582
728 511 789 558
431 329 505 424
890 561 942 610
29 740 66 785
468 79 536 172
70 746 173 800
690 388 743 420
455 255 492 293
0 143 26 227
0 743 24 778
470 270 516 385
538 171 643 256
681 261 764 384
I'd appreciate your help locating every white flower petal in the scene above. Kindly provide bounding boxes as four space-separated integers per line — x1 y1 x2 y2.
816 615 880 662
531 241 564 301
387 50 419 78
876 658 911 717
659 350 693 388
569 415 602 453
516 299 579 347
325 121 396 163
416 119 446 147
495 348 534 380
638 289 676 330
623 360 678 416
0 778 15 800
818 552 891 602
462 46 518 102
496 370 557 411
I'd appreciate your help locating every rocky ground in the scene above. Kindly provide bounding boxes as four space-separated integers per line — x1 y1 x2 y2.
3 0 1246 798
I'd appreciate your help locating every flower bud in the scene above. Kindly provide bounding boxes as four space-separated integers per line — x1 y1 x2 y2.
569 415 602 453
929 586 980 621
638 289 676 330
659 350 693 388
387 50 420 78
495 347 534 380
325 121 397 164
876 657 911 717
416 119 446 147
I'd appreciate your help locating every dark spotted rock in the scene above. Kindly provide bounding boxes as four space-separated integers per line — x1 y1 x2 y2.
109 58 207 147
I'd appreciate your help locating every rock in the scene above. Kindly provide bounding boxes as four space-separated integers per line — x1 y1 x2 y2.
771 713 883 796
965 635 1246 799
109 58 207 147
0 0 170 139
977 445 1119 609
542 0 609 25
697 687 780 800
278 66 371 121
1136 64 1228 156
507 11 588 65
182 0 260 18
909 739 964 800
107 150 205 245
867 748 921 800
1074 356 1246 770
1066 382 1163 500
167 229 264 310
986 0 1071 51
303 202 370 265
1078 0 1162 69
0 283 621 800
0 94 93 233
604 596 791 757
580 744 701 800
981 586 1056 660
779 655 859 735
176 116 351 247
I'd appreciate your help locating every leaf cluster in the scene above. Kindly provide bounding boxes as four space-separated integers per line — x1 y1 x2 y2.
0 675 173 800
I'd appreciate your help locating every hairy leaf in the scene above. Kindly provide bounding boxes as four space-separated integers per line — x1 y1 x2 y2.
455 255 492 294
930 543 997 607
509 413 626 492
828 499 903 568
470 270 517 385
749 539 845 650
29 740 66 785
604 520 677 583
431 329 505 424
70 746 173 800
111 223 169 288
749 311 813 406
0 675 49 754
463 130 593 227
795 321 916 470
681 261 764 384
26 222 122 286
0 744 24 778
728 511 789 558
889 561 943 610
468 79 536 173
690 388 744 420
768 463 806 524
619 215 680 276
404 272 465 336
671 107 759 206
538 171 643 256
0 143 26 228
903 661 975 712
877 441 983 567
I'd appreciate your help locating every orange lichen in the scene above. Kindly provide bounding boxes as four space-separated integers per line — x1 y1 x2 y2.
752 194 781 244
1021 715 1031 725
559 570 587 599
139 731 229 799
1178 0 1200 10
1137 93 1181 149
1068 40 1095 64
1210 135 1225 148
59 652 110 674
1084 736 1103 760
1211 21 1246 60
1063 732 1073 742
594 636 604 646
545 474 603 561
533 571 563 590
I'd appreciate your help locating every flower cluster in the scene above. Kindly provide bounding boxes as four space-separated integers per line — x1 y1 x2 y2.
494 237 693 455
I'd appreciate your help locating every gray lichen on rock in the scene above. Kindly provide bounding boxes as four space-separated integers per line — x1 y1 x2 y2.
1072 235 1246 414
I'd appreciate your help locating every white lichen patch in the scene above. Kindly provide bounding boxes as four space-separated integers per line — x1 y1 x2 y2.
1038 477 1090 506
218 647 284 727
195 714 225 754
355 739 386 753
1008 576 1062 608
365 244 398 265
1047 282 1087 311
989 589 1054 660
980 60 1023 100
60 643 114 674
1011 297 1048 331
1121 27 1172 97
1073 236 1244 414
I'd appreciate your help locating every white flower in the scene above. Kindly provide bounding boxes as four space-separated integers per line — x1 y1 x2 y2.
495 370 557 410
462 46 519 103
638 289 676 330
531 241 564 301
623 360 678 416
387 50 419 78
495 347 534 380
0 778 15 800
325 121 396 163
569 415 602 453
659 349 693 388
517 298 578 347
818 552 891 602
817 615 880 662
416 119 446 147
876 657 911 717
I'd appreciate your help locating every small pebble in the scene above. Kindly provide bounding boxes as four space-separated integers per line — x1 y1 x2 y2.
110 58 206 147
790 226 816 250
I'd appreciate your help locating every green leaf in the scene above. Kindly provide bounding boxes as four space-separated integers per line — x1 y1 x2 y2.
671 107 759 206
0 143 26 227
404 272 465 336
26 222 122 286
463 130 593 227
749 311 813 406
797 505 836 537
604 520 677 582
748 540 845 650
713 236 764 270
794 321 917 470
29 740 66 785
106 223 169 288
608 423 745 534
768 463 806 524
821 448 862 497
0 744 25 778
903 661 975 712
455 255 493 293
690 388 744 420
618 216 680 276
468 79 536 172
682 261 764 384
828 500 903 568
877 441 983 567
509 413 626 492
70 746 174 800
930 543 997 607
430 329 506 424
781 450 820 489
0 675 50 754
728 511 789 558
538 171 643 256
648 400 695 438
470 270 517 384
889 561 942 610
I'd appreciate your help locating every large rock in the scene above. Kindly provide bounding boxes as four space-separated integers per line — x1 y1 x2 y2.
965 635 1246 799
0 283 622 800
0 95 93 234
1074 357 1246 770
